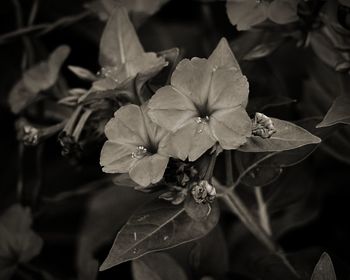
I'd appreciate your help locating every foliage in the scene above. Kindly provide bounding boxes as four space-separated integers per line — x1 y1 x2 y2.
1 0 350 279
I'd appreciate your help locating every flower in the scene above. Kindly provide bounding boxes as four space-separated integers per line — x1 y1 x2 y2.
226 0 299 31
100 104 170 187
148 38 252 161
0 204 43 280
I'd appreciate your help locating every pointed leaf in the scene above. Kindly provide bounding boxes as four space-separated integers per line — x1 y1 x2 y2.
100 199 219 270
317 95 350 128
311 253 337 280
132 252 188 280
8 45 70 113
239 118 321 152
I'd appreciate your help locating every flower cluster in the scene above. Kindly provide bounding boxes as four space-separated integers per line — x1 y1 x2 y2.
100 38 253 188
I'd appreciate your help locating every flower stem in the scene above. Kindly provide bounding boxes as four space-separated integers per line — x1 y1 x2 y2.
224 150 233 186
204 145 221 182
255 187 272 235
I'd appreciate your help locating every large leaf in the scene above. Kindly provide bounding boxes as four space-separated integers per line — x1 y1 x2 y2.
132 252 187 280
100 199 219 270
235 118 331 187
317 95 350 127
8 46 70 114
311 253 337 280
239 118 321 153
77 182 150 280
0 204 43 280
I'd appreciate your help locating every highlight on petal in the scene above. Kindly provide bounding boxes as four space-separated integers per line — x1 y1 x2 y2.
209 107 251 150
163 118 216 161
148 86 198 132
226 0 268 31
268 0 299 24
129 154 169 186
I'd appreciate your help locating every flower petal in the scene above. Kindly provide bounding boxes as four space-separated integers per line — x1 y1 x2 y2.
207 67 249 111
268 0 299 24
209 107 251 150
171 58 212 108
148 85 198 132
100 141 137 173
129 154 169 186
105 104 149 146
164 118 216 161
226 0 268 31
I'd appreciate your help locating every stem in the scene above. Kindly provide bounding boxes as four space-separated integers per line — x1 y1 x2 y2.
204 145 221 182
221 192 299 278
0 11 91 44
72 109 92 141
230 152 278 191
255 187 272 235
224 150 233 186
17 142 24 203
28 0 39 26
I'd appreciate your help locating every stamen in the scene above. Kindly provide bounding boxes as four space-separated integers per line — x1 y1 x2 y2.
132 145 148 159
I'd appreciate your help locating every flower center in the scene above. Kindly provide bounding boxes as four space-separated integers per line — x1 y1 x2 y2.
131 145 148 159
195 116 210 134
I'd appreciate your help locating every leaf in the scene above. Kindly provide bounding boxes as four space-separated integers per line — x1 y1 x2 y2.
311 253 337 280
184 196 212 221
235 118 330 187
0 204 43 280
132 252 188 280
317 95 350 127
8 45 70 114
100 199 219 270
239 118 321 153
68 65 97 81
77 182 150 280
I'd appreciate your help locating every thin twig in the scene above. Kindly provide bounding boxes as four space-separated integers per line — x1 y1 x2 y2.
255 187 272 235
224 150 234 186
0 11 91 45
28 0 39 26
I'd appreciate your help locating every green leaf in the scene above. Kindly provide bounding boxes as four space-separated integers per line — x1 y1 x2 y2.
132 252 188 280
317 95 350 128
8 45 70 114
100 199 219 270
239 118 321 153
311 253 337 280
184 196 211 221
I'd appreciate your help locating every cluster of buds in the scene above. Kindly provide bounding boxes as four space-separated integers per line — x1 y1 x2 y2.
190 180 216 204
16 118 65 146
252 112 276 139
